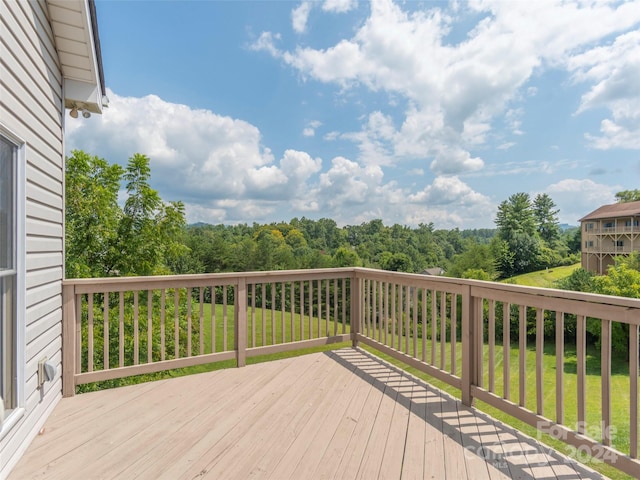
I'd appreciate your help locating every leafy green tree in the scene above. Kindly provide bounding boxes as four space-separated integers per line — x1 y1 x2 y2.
615 189 640 203
112 154 188 276
533 193 560 245
594 252 640 298
65 151 188 278
65 150 123 277
379 251 413 272
448 242 496 279
556 267 595 292
592 253 640 353
461 268 492 280
332 246 361 267
564 227 581 254
285 228 310 257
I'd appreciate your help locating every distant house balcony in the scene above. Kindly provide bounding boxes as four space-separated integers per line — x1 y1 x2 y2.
10 268 640 479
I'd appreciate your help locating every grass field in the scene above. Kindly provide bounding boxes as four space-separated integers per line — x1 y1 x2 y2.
504 263 581 288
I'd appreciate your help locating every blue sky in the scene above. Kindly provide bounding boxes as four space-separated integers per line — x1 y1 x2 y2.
66 0 640 229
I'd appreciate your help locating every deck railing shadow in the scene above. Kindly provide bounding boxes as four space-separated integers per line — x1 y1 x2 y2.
326 347 605 480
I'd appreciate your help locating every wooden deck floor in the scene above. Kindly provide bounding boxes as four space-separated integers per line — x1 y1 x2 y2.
11 348 604 480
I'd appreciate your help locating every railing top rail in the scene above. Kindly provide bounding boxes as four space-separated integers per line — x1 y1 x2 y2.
64 268 357 293
353 267 640 311
63 266 640 311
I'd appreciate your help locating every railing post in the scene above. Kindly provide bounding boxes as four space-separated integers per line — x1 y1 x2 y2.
235 278 247 367
461 285 474 407
62 284 76 397
350 273 362 348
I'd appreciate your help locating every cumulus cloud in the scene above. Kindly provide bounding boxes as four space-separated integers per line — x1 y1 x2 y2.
408 176 489 206
569 31 640 149
254 0 640 175
66 91 322 220
67 90 501 228
406 176 494 227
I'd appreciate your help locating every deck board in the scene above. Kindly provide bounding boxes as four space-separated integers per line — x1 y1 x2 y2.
10 348 606 480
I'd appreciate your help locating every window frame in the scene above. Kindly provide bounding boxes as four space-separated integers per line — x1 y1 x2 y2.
0 125 26 437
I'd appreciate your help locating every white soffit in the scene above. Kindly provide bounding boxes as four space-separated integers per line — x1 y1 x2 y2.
46 0 104 113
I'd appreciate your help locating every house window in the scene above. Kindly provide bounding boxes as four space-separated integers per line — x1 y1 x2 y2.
0 134 17 413
616 240 624 247
625 220 639 227
604 221 614 228
585 223 594 231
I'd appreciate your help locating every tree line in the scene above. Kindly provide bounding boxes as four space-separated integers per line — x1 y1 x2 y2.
66 150 584 280
66 151 639 285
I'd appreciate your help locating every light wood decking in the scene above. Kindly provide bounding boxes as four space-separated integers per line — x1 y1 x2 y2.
11 348 604 480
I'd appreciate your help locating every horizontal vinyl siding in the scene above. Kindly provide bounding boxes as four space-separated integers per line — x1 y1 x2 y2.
25 267 63 291
0 0 65 477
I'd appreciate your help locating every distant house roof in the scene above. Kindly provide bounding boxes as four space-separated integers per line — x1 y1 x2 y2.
579 200 640 222
421 267 445 276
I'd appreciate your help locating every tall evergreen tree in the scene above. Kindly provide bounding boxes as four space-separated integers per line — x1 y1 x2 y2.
495 192 536 242
533 193 560 245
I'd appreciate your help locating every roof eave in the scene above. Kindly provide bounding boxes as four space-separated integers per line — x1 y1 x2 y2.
46 0 106 114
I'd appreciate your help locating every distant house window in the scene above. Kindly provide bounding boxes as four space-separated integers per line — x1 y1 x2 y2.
604 221 614 228
0 134 17 413
585 223 594 231
616 240 624 247
625 220 639 227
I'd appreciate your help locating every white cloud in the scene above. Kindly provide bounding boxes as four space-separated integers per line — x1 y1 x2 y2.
249 32 282 57
303 120 322 137
292 2 313 34
406 176 494 227
257 0 640 174
408 176 489 205
323 0 357 13
67 90 506 228
66 91 323 221
430 147 484 175
586 119 640 150
569 30 640 149
546 178 622 224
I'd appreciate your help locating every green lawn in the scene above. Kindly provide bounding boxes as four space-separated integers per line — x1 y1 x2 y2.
504 263 581 288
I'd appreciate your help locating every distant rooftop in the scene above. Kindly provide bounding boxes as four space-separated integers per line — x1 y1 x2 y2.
579 200 640 222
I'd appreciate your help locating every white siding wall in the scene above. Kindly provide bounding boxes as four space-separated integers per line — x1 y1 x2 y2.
0 0 65 476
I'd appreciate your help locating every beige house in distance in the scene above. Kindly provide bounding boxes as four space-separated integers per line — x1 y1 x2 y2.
579 200 640 275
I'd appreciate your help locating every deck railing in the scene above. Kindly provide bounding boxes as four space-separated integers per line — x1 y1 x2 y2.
62 267 640 477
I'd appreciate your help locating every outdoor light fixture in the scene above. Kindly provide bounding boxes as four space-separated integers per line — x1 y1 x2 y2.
69 106 92 119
